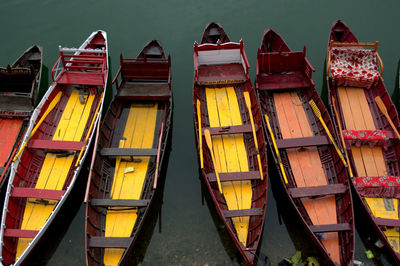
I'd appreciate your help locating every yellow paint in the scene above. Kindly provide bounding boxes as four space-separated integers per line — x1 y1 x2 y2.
338 86 399 253
103 103 158 266
205 87 252 246
16 89 95 258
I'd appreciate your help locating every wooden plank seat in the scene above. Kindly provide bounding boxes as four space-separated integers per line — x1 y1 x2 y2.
28 139 84 151
117 82 171 101
3 229 39 238
56 71 105 86
223 208 263 218
374 217 400 228
10 187 65 200
310 223 352 233
258 72 310 91
207 171 260 182
202 124 257 136
197 64 246 85
100 148 157 157
289 184 347 198
90 199 150 207
88 236 132 248
275 135 331 149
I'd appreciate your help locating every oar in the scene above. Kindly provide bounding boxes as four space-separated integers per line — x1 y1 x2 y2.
243 91 264 180
309 99 348 167
84 112 101 203
13 91 63 161
264 114 288 184
375 96 400 140
196 99 204 168
153 122 164 189
331 97 353 178
75 92 103 167
204 129 222 194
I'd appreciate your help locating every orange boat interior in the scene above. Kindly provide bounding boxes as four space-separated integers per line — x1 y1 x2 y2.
0 119 23 167
274 91 340 263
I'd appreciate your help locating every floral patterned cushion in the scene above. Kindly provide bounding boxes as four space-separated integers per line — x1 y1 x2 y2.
342 129 389 148
352 176 400 198
330 47 380 87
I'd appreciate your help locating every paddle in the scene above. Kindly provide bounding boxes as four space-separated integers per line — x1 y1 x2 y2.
153 122 164 189
13 91 63 161
309 99 348 167
196 99 204 168
264 114 288 184
331 97 353 177
204 129 222 194
375 96 400 140
243 91 264 180
75 92 103 167
84 112 101 203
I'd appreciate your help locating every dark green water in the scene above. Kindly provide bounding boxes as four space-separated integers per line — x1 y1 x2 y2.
2 0 400 265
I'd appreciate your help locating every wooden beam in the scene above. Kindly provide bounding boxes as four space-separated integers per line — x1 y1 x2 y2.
276 135 330 149
100 148 157 157
289 184 347 198
207 171 260 182
90 199 149 207
88 236 132 248
11 187 65 200
310 223 351 233
223 208 263 218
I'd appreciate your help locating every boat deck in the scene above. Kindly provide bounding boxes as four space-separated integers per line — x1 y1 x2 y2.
205 86 252 246
15 89 96 258
103 102 160 265
198 64 246 85
337 86 399 252
274 91 340 263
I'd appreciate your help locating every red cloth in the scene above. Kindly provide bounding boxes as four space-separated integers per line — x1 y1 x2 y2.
352 176 400 198
353 176 400 188
330 47 380 88
342 129 389 148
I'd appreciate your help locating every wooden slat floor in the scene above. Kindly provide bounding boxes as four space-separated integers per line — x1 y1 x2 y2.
16 89 95 258
338 86 399 253
103 103 158 266
205 86 252 247
0 119 23 165
274 91 340 263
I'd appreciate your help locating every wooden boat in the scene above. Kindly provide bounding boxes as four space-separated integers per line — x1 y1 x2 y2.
193 22 268 265
0 30 108 265
326 19 400 263
85 40 172 266
0 46 43 188
255 28 354 265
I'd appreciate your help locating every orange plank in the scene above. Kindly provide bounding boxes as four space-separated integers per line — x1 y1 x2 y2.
274 92 339 263
0 119 23 165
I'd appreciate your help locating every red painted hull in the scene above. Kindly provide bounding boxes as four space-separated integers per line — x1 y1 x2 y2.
256 28 354 265
0 31 108 265
193 23 268 265
327 20 400 264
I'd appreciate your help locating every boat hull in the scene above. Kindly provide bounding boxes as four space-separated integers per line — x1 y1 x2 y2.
85 41 172 266
0 30 108 265
327 20 400 264
193 23 268 265
256 28 354 265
